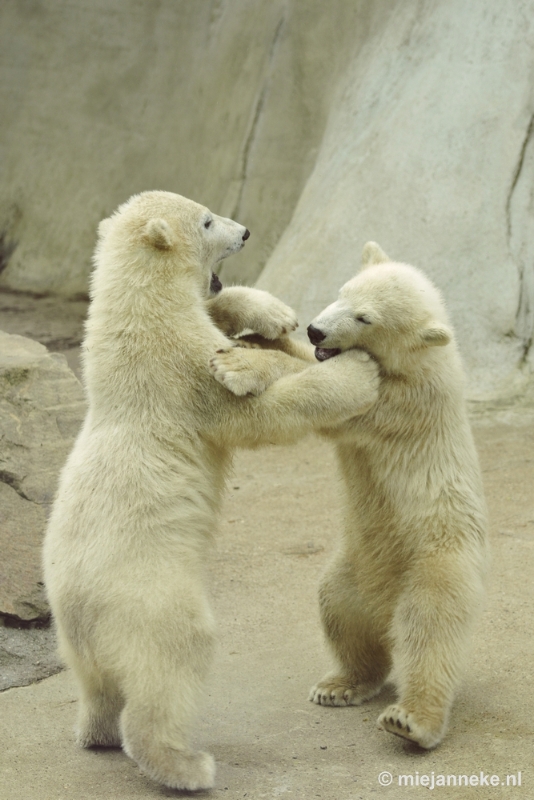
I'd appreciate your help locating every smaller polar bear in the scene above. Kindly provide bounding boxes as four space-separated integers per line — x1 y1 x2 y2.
43 191 380 792
211 243 489 749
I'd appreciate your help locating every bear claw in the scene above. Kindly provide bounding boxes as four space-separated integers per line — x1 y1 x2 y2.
378 704 442 749
309 677 382 707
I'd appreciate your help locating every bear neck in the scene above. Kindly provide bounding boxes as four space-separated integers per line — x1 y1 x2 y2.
377 343 460 385
88 258 206 330
82 259 214 405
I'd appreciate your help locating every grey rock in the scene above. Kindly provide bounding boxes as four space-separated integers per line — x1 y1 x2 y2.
0 623 62 692
0 331 86 621
0 482 48 620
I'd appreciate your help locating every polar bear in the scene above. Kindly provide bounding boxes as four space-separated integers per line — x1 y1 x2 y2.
43 191 380 791
211 242 488 749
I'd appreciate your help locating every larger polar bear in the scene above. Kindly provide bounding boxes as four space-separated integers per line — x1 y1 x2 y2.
211 242 489 749
43 191 380 791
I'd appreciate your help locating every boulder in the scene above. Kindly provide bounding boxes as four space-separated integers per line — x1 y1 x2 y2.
0 331 85 621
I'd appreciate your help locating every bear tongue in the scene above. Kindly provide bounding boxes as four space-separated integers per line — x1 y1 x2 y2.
315 347 341 362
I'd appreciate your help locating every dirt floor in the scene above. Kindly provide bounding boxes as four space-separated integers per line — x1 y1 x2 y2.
0 290 533 799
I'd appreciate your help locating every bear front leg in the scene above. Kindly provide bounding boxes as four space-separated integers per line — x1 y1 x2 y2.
310 558 391 707
207 286 298 340
206 349 381 449
209 346 309 396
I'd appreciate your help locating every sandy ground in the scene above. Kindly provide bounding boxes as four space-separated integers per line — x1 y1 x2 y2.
0 291 533 798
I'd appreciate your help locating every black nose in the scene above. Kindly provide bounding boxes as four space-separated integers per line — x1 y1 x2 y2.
307 324 326 345
242 229 250 241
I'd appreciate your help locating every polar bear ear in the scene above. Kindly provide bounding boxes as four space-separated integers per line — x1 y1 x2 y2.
420 323 452 348
361 241 390 269
143 218 175 250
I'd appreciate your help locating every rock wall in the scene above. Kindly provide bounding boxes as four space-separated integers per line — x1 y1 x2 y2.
1 0 534 399
258 0 534 401
0 0 359 293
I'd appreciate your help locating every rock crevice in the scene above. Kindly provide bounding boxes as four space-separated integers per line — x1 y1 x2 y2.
508 111 534 367
231 13 286 223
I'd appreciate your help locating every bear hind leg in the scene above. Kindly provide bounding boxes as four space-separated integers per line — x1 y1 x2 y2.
379 560 481 749
62 641 123 748
118 618 216 791
120 675 215 791
77 678 124 748
310 565 391 707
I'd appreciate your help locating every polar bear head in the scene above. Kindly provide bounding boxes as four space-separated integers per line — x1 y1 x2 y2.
94 191 250 298
308 242 453 375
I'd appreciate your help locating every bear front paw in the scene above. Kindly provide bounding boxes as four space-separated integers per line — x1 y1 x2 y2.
209 348 267 396
249 297 298 340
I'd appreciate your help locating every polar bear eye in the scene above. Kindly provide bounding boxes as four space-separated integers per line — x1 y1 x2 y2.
356 315 372 325
204 218 213 230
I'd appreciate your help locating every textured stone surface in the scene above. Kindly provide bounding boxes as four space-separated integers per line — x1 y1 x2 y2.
0 624 62 692
0 331 86 621
0 483 48 621
0 291 87 376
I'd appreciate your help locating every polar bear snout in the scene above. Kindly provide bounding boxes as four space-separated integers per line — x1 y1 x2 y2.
209 215 250 262
307 324 326 345
308 324 342 361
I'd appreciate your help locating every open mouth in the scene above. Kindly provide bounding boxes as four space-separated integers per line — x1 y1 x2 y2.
210 272 223 294
315 347 341 362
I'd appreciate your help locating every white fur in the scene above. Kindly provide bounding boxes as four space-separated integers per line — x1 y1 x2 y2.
43 192 380 790
211 242 489 749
